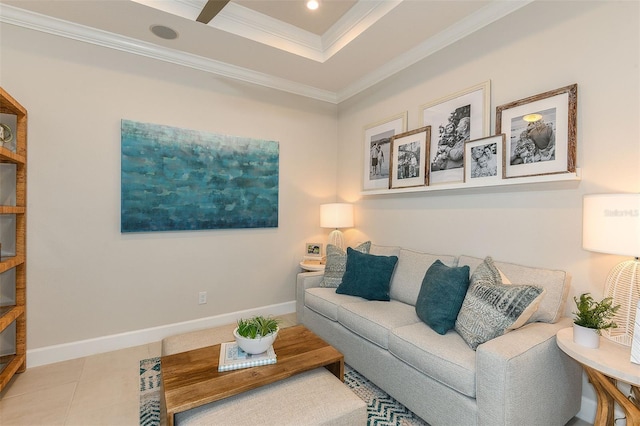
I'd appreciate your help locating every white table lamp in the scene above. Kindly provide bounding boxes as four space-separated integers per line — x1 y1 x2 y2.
320 203 354 250
583 193 640 346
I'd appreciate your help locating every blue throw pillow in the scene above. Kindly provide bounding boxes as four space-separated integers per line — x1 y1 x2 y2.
336 248 398 301
321 241 371 288
415 260 470 335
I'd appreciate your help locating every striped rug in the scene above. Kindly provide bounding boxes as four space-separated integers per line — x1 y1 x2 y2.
140 357 428 426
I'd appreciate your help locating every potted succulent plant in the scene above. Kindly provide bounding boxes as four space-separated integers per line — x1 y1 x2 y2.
234 315 280 354
572 293 620 348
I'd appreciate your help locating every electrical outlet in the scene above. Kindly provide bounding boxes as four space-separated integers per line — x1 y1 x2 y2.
198 291 207 304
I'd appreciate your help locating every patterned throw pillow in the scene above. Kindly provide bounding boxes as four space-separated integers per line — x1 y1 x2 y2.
321 241 371 288
455 257 545 350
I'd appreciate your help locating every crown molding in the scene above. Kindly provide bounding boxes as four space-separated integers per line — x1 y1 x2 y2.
0 4 338 103
135 0 399 63
336 0 533 103
322 0 401 60
211 2 324 61
0 1 532 105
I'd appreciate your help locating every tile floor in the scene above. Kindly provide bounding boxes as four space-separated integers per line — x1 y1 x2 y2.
0 313 297 426
1 312 591 426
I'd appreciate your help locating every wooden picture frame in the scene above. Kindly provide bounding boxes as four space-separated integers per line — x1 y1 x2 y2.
464 134 504 184
421 81 490 185
496 84 577 179
389 126 430 189
363 112 408 190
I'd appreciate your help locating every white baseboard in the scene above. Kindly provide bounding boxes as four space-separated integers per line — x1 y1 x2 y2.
576 394 626 425
26 301 296 368
576 395 596 424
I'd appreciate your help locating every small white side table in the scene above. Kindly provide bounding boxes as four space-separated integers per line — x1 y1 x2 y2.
299 262 325 272
556 327 640 425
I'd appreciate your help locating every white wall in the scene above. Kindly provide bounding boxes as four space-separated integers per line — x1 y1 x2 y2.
0 23 337 351
338 0 638 297
1 1 638 420
337 2 639 421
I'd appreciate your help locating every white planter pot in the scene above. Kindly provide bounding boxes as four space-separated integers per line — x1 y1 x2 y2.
233 327 278 355
573 323 600 349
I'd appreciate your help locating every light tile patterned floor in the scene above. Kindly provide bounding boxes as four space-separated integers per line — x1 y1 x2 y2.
0 313 296 426
0 312 590 425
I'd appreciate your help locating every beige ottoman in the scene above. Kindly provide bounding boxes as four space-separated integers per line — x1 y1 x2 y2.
174 367 367 425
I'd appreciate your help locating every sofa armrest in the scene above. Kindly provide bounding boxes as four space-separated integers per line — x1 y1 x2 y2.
476 317 582 426
296 271 324 324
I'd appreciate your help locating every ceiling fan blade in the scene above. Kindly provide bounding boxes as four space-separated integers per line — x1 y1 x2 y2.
196 0 231 24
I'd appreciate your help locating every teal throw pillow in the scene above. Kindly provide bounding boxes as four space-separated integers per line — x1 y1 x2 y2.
415 260 470 335
336 248 398 301
321 241 371 288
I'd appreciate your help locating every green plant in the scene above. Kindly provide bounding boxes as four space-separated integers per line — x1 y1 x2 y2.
573 293 620 334
236 316 280 339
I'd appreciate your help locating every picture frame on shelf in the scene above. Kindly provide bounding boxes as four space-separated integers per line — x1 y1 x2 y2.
305 242 323 258
363 112 408 191
496 83 577 179
389 126 430 189
464 134 504 183
421 81 490 186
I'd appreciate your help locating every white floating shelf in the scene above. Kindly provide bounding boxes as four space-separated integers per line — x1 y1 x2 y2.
361 168 582 196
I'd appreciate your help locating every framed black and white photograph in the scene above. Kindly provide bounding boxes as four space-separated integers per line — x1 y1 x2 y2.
363 112 408 190
389 126 430 189
305 242 322 258
464 134 504 184
421 81 490 185
496 84 577 179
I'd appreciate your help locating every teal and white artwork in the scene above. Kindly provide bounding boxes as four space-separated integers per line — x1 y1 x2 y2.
121 120 279 232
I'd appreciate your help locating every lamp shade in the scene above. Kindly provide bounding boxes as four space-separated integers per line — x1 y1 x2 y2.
320 203 354 229
583 193 640 347
582 194 640 257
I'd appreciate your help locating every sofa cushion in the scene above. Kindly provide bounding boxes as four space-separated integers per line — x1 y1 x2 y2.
321 241 371 288
458 255 569 323
369 244 401 257
336 249 398 301
455 257 545 350
415 260 470 335
390 249 458 305
337 300 420 349
305 287 366 321
389 322 477 398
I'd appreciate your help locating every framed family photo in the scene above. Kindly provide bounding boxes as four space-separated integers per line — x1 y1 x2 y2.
421 81 490 185
389 126 430 189
496 84 577 179
464 134 504 183
305 242 323 258
363 112 408 190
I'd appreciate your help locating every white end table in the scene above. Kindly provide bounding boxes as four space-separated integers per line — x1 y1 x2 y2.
556 327 640 425
299 261 325 272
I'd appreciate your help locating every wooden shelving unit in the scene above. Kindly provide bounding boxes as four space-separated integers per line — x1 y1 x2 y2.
0 87 27 392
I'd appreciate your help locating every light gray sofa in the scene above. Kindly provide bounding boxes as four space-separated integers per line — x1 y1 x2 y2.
296 245 582 426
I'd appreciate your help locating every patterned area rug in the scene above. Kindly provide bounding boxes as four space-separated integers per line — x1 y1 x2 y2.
140 357 428 426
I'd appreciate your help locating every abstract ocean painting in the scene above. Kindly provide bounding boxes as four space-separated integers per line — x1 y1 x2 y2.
121 120 279 232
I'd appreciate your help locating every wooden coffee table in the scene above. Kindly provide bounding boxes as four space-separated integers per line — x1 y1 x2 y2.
161 325 344 426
